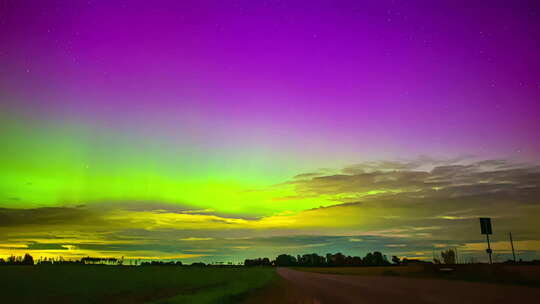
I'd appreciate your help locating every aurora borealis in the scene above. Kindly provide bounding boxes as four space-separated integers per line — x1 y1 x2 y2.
1 0 540 263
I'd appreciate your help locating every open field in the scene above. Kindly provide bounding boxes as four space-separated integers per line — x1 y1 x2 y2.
0 265 276 304
246 268 540 304
294 264 540 286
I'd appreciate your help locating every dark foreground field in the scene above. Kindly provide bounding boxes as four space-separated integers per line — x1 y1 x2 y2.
0 265 275 304
5 265 540 303
246 267 540 304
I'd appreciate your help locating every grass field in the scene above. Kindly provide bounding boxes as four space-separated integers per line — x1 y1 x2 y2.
0 265 276 304
294 264 540 287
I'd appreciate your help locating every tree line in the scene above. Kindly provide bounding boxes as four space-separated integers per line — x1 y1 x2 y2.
0 254 219 267
0 255 125 266
245 251 406 267
0 253 35 265
5 250 533 267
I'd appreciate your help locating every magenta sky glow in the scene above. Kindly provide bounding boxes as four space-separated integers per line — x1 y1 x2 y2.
2 0 539 166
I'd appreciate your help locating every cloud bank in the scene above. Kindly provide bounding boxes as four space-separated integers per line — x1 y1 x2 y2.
1 158 539 262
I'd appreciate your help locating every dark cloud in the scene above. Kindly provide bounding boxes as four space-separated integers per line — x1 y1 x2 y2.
86 201 260 221
292 170 429 195
26 242 68 250
306 201 363 210
293 159 540 202
284 159 540 243
293 172 324 179
342 160 421 174
0 207 96 227
341 156 477 175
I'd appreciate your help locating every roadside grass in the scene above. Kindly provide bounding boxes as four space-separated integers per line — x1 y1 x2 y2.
153 267 278 304
0 265 276 303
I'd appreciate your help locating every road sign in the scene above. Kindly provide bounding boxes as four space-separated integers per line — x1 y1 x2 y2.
479 217 492 235
479 217 493 264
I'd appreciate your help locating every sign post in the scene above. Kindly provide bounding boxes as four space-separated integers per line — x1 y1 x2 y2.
509 232 516 262
479 218 493 264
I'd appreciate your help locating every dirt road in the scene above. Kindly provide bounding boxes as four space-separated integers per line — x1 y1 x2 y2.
266 268 540 304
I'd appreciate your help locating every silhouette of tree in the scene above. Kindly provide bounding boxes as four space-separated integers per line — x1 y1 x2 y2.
7 255 17 264
140 260 183 266
326 252 346 266
275 254 297 266
346 255 363 266
363 251 390 266
22 253 34 265
441 249 456 264
297 253 326 266
244 257 271 266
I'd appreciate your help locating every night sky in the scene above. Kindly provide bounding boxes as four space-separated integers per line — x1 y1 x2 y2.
1 0 539 263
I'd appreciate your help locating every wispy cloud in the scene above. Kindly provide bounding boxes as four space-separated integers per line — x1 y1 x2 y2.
180 237 215 241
